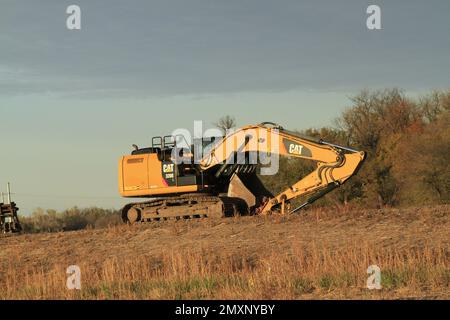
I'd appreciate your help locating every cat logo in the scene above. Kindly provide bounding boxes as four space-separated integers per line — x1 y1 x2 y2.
163 163 174 173
162 162 176 186
283 138 312 157
289 144 304 155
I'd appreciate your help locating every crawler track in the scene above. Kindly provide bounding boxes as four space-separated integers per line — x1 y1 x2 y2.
122 194 249 224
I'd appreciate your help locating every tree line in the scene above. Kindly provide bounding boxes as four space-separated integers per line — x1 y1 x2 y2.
20 207 122 233
260 88 450 208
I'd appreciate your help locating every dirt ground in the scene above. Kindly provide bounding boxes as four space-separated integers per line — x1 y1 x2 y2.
0 205 449 299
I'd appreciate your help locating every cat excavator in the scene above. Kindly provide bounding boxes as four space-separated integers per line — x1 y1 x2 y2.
119 122 365 223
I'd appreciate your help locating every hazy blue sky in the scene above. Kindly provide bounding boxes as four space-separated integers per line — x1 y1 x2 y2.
1 0 449 214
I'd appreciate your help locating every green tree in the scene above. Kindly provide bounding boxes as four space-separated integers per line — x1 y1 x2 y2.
337 89 422 206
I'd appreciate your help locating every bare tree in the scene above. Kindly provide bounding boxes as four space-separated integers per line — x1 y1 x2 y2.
214 115 236 135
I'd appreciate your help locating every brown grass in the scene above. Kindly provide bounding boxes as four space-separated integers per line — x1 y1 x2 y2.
0 205 449 299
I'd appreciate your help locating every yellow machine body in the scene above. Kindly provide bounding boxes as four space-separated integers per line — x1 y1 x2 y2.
119 153 202 198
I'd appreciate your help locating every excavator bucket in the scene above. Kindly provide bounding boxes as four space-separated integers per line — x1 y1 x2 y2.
227 173 273 213
227 173 257 209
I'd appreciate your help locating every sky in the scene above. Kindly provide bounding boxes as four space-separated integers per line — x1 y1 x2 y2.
0 0 449 214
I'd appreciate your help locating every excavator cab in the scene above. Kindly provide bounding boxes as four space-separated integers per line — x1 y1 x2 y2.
119 134 206 198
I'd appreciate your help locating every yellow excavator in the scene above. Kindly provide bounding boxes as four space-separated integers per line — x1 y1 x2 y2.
118 122 365 223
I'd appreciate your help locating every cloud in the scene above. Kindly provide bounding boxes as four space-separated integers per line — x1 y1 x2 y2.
0 0 449 98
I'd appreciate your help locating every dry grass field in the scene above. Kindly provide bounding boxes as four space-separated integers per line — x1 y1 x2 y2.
0 205 448 300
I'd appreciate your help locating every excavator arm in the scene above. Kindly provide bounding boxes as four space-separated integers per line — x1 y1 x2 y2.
199 122 365 214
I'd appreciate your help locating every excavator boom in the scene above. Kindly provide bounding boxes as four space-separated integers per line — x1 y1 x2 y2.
198 122 366 214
